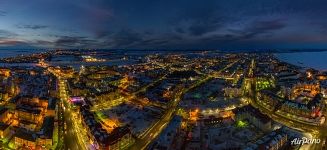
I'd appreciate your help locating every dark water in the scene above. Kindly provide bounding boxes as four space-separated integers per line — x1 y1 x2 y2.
0 49 48 58
276 51 327 71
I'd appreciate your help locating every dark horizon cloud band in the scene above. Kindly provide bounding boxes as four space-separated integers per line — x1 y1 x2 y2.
1 0 327 50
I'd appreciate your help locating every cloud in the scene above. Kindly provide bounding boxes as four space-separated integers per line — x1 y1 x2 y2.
250 20 286 32
0 30 17 38
174 27 185 34
35 40 54 46
0 10 6 16
2 0 327 49
159 19 287 50
171 2 226 36
0 30 28 47
0 38 27 47
95 28 183 49
55 36 97 48
187 20 221 36
108 29 142 48
229 19 286 40
94 30 112 39
17 24 48 30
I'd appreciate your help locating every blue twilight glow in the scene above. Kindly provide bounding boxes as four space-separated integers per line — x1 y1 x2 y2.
1 0 327 49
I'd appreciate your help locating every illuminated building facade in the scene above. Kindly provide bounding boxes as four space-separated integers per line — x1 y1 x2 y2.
290 82 320 99
255 76 276 91
257 90 325 125
233 105 272 132
80 106 134 150
0 123 10 139
245 128 288 150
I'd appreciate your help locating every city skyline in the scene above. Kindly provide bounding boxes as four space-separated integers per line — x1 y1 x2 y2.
1 0 327 50
1 1 327 149
0 49 326 150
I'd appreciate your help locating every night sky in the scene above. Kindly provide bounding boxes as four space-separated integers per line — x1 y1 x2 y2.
1 0 327 50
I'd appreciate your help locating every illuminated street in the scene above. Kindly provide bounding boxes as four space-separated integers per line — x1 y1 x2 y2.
0 48 326 150
1 0 327 149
